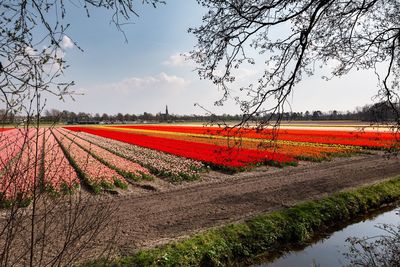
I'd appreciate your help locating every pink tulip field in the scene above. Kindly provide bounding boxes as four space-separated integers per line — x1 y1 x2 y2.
0 127 205 205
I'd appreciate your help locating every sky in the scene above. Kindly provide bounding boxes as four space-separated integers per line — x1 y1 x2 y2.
43 0 381 116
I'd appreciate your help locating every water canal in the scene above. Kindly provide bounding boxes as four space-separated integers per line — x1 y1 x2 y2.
254 205 400 267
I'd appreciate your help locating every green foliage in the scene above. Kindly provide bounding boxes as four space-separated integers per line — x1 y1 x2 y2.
295 155 327 162
0 193 32 209
99 181 114 190
140 172 154 181
114 179 128 189
204 159 298 175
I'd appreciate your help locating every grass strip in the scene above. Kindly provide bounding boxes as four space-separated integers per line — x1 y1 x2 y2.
83 175 400 266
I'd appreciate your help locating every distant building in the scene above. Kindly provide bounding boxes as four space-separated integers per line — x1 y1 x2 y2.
159 105 170 122
163 105 169 116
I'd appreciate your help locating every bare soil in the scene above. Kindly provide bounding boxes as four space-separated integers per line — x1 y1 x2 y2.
2 153 400 265
106 152 400 253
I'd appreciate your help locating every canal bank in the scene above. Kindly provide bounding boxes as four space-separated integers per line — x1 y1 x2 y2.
254 203 399 266
83 175 400 267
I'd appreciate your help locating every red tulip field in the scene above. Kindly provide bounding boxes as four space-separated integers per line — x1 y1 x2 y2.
0 124 398 205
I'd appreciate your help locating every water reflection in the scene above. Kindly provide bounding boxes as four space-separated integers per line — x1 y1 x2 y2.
254 206 400 267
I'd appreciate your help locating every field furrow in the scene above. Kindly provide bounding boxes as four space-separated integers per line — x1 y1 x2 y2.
66 130 204 181
59 128 152 181
52 130 126 193
43 129 80 192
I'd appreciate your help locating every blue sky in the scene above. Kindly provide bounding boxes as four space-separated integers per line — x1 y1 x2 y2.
45 0 380 115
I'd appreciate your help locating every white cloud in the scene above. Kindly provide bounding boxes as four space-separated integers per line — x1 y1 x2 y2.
25 46 36 56
61 36 74 49
234 67 258 81
111 72 190 93
162 52 193 67
52 73 194 114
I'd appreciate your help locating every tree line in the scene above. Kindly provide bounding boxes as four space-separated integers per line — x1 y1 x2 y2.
1 101 398 125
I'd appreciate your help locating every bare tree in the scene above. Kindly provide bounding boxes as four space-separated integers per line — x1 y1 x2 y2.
190 0 400 128
0 123 121 266
0 0 164 116
0 1 164 266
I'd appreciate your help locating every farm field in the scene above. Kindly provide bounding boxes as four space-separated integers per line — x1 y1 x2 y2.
0 123 400 265
0 124 399 205
65 124 398 166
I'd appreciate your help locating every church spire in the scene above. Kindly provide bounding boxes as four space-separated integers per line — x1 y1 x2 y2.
165 105 169 116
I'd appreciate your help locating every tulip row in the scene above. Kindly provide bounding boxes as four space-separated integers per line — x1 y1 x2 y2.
116 125 398 148
0 129 43 204
0 129 19 150
52 130 127 193
58 128 152 181
43 130 80 193
0 130 29 171
65 129 204 181
103 126 353 161
64 127 296 171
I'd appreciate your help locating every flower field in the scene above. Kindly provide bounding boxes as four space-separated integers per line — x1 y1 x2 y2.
0 126 205 204
63 126 358 166
113 125 399 148
0 129 42 203
84 126 353 161
0 124 398 206
64 127 296 170
0 128 11 133
53 130 127 193
59 128 153 181
61 129 203 181
64 124 399 167
43 130 80 192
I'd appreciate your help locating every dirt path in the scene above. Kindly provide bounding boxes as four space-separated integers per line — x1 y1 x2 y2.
2 153 400 265
106 153 400 252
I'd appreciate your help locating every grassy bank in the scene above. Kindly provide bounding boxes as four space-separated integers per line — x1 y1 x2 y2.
84 175 400 266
